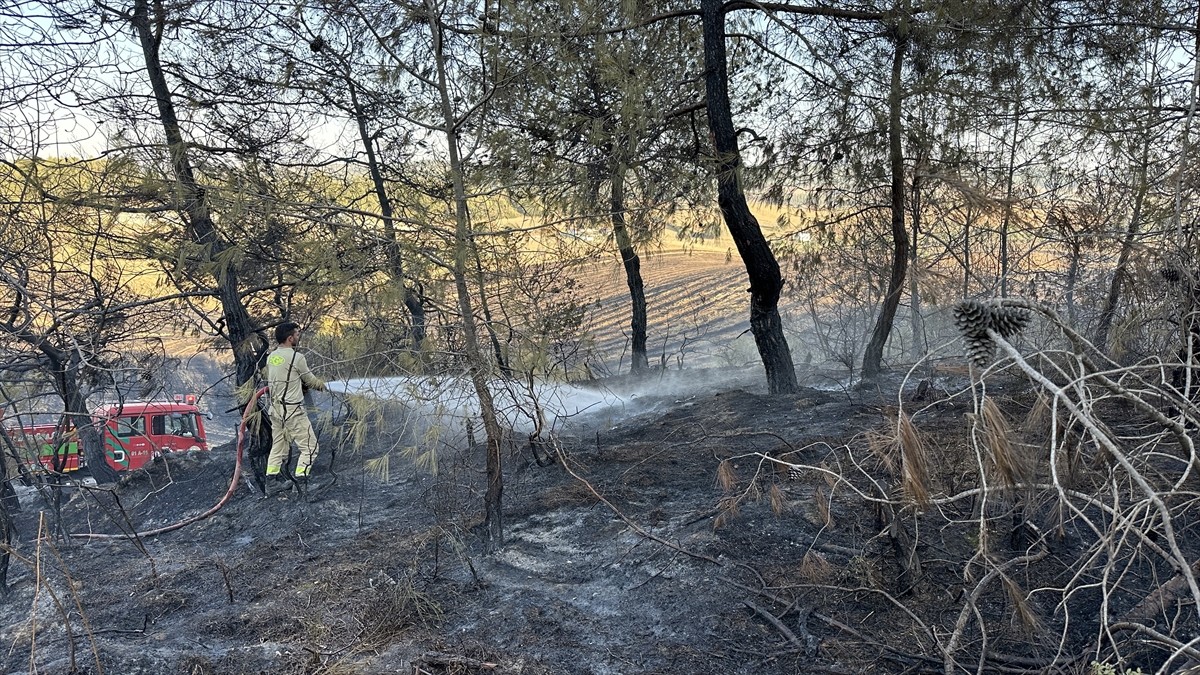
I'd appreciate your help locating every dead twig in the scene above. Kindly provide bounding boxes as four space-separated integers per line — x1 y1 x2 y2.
721 577 941 667
742 598 808 654
415 651 498 670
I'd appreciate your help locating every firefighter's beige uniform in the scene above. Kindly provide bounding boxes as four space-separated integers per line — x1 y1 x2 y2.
263 347 326 477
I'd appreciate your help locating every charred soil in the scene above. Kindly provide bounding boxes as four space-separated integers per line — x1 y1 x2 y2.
2 368 1197 674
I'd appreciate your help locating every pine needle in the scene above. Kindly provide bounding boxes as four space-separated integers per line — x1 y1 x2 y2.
1003 574 1041 633
980 398 1030 489
819 462 837 489
896 412 932 507
813 485 834 528
1023 391 1052 432
798 550 834 582
716 459 737 492
365 454 391 483
768 483 785 516
866 429 898 474
713 496 740 530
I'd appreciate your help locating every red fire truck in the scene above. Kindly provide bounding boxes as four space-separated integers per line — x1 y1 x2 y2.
4 395 211 475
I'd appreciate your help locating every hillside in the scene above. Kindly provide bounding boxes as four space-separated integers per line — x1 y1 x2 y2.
583 250 770 371
3 365 1195 674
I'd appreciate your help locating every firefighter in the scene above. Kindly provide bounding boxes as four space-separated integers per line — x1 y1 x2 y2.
263 321 330 497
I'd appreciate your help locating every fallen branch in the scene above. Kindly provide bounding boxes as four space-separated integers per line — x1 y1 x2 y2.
721 577 940 667
991 331 1200 619
811 610 941 667
742 598 808 654
942 545 1050 674
415 651 498 670
1122 557 1200 623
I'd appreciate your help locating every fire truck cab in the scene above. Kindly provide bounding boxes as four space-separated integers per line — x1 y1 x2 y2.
92 395 211 472
5 394 210 476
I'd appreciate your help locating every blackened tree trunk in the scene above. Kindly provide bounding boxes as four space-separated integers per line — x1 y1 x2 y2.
963 207 973 299
701 0 797 394
0 426 15 597
428 0 506 552
998 113 1019 298
862 27 910 379
0 494 8 596
473 247 512 376
130 0 269 463
0 426 19 517
1066 239 1081 326
908 165 925 361
5 326 120 485
348 79 427 349
610 161 649 373
1095 140 1150 351
61 352 114 485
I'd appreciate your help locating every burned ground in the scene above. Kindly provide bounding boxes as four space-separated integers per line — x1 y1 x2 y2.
1 368 1198 674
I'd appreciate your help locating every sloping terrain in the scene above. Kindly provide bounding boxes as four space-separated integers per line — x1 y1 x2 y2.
1 368 1197 674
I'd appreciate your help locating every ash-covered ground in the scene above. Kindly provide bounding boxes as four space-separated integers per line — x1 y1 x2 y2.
1 366 1193 674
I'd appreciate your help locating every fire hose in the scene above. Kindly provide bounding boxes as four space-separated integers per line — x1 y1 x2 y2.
70 386 267 541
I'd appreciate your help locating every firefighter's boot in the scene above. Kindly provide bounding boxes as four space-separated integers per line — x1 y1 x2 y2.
264 473 292 497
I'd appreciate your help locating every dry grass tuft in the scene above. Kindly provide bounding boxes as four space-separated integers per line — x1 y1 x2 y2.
713 496 740 530
1003 574 1041 634
980 398 1032 489
1026 394 1084 484
819 462 837 490
798 550 835 583
867 412 932 506
896 412 932 506
846 555 883 589
866 428 898 475
540 483 600 509
768 483 786 516
716 459 737 492
747 478 763 501
356 573 443 646
1056 424 1083 483
812 485 834 528
1023 391 1052 431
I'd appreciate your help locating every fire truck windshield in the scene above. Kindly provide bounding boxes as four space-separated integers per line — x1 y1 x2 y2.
152 412 199 438
168 413 198 438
